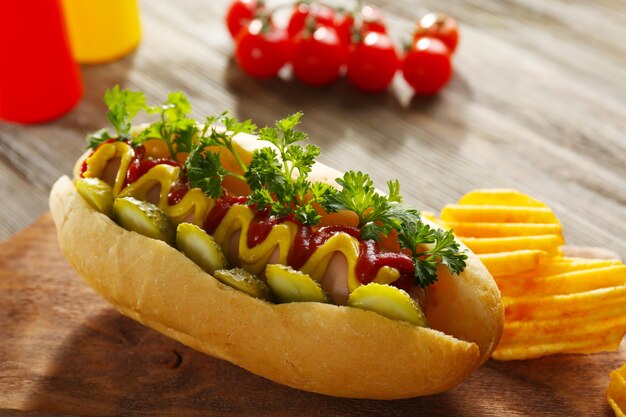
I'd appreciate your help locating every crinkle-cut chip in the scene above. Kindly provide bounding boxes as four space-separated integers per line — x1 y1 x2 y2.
446 221 563 238
458 189 547 207
607 366 626 417
496 265 626 297
503 285 626 321
477 250 543 278
498 308 626 346
461 235 562 255
441 205 560 224
493 331 624 361
510 257 623 278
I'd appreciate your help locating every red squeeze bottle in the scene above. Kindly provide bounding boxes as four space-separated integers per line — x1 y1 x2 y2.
0 0 82 124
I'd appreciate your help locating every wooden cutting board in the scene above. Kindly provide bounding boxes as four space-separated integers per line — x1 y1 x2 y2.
1 214 623 416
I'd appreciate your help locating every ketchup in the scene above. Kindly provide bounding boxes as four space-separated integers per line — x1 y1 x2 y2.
247 210 295 248
288 224 415 287
355 239 415 287
126 145 180 185
79 138 118 177
81 141 419 289
289 224 360 270
203 194 249 234
167 177 191 205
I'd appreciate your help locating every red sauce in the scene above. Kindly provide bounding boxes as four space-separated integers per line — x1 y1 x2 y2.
79 138 118 177
286 223 415 288
167 177 191 205
289 224 360 270
126 145 180 185
203 194 249 234
355 239 415 287
90 142 419 290
247 210 295 248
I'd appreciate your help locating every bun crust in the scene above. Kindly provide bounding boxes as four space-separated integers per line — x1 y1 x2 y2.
50 136 503 399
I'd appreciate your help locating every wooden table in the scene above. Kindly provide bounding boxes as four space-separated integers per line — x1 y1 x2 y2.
1 0 625 415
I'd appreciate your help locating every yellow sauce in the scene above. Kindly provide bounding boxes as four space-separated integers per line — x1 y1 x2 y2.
80 143 401 288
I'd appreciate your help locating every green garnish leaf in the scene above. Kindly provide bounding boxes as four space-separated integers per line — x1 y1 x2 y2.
85 128 113 149
134 91 199 158
397 220 468 287
184 112 255 196
86 86 147 149
244 112 336 225
327 171 403 241
104 86 147 138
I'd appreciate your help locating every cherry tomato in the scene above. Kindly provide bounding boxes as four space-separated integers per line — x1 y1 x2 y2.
291 25 344 86
287 3 335 39
360 5 386 34
235 19 288 79
334 11 355 46
226 0 260 39
414 13 459 53
401 37 452 95
347 32 398 92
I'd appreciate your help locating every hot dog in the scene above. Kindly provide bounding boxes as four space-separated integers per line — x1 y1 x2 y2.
49 88 503 399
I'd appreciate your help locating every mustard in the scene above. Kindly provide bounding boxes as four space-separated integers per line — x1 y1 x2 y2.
82 141 134 196
81 142 402 288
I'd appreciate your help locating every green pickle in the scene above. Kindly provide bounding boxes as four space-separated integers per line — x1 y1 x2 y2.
112 196 175 245
176 223 227 274
265 264 328 303
75 177 114 216
347 283 428 327
213 268 274 301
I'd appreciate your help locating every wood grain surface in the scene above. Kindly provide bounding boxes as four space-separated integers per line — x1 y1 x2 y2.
1 0 625 415
0 213 624 416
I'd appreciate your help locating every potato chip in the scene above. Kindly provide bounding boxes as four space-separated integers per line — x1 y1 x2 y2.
497 265 626 297
499 308 626 345
607 364 626 417
494 331 624 361
441 205 560 224
503 285 626 321
477 250 543 278
447 221 563 238
462 235 562 255
442 189 626 361
512 257 622 278
458 189 547 207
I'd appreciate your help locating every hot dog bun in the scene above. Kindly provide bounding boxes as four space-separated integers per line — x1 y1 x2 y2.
50 134 503 400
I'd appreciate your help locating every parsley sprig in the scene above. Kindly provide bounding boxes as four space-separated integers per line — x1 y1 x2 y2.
86 86 146 149
328 171 410 241
397 219 468 287
134 92 199 159
328 170 467 286
184 112 256 198
245 112 336 225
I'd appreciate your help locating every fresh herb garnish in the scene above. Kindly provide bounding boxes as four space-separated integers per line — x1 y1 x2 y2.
397 220 468 287
328 170 467 286
245 112 337 225
86 86 147 149
134 92 199 158
184 112 256 198
327 171 409 241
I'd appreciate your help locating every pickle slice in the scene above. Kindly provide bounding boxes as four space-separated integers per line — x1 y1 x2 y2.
347 283 428 327
75 177 114 216
176 223 227 274
112 196 175 245
265 264 329 303
213 268 274 301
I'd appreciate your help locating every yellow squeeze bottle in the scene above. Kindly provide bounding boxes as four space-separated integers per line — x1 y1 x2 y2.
61 0 141 64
